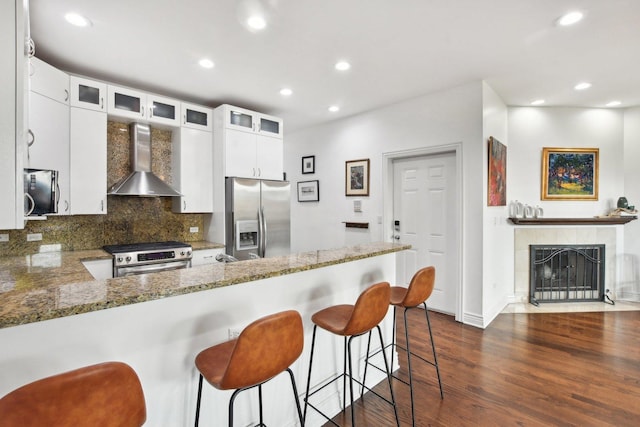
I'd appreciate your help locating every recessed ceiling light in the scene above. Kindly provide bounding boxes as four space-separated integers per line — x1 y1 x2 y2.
198 59 215 69
328 105 340 112
65 12 91 27
279 88 293 96
574 82 592 91
247 15 267 30
557 11 584 27
335 61 351 71
530 99 545 106
606 101 622 107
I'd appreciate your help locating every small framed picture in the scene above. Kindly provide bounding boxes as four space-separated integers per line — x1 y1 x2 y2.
345 158 370 196
297 180 319 202
302 155 315 174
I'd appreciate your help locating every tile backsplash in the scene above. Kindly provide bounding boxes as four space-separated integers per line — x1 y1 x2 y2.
0 121 206 257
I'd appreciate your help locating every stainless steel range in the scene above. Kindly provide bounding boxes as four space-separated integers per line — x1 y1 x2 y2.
103 241 193 277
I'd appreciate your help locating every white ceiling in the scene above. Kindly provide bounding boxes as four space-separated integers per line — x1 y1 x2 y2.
30 0 640 133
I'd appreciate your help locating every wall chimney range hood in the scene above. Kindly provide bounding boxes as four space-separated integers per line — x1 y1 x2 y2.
108 123 182 197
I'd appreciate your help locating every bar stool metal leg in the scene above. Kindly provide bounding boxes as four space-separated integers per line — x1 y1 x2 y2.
424 302 444 399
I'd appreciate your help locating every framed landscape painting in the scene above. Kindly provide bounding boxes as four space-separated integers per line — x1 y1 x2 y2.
488 137 507 206
541 147 599 201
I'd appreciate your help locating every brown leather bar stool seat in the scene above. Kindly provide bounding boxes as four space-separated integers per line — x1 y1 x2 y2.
194 310 304 427
0 361 147 427
364 266 444 427
303 281 399 427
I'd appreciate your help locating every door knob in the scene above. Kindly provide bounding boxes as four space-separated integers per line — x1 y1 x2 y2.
394 235 400 240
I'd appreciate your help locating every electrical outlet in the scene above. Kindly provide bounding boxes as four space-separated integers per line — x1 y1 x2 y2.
228 328 241 340
0 234 8 242
189 226 199 233
27 233 42 242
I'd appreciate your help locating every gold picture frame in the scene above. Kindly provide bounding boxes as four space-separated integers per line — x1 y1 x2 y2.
541 147 599 201
345 159 370 196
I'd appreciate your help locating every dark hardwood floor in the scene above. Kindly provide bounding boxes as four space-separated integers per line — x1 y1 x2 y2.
324 309 640 426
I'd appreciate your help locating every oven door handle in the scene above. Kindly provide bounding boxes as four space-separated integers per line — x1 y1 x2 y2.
115 260 191 277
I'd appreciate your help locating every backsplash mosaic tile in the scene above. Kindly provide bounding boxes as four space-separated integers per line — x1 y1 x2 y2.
0 121 206 257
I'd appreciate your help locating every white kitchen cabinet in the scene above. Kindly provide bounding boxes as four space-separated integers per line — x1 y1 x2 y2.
214 104 284 180
181 102 212 131
29 57 69 105
172 127 213 213
107 85 180 126
222 104 283 138
70 76 106 112
191 248 224 266
0 0 27 229
70 107 107 214
28 90 70 215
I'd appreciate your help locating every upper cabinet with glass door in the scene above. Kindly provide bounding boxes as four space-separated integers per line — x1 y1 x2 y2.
222 105 283 139
181 102 212 131
70 76 106 112
107 85 180 126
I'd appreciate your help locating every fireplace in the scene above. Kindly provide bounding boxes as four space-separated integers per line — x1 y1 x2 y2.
529 244 605 305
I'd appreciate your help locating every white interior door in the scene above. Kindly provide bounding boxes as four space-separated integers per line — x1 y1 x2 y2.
393 152 457 314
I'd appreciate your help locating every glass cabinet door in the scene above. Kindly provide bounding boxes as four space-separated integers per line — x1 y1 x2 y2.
70 76 106 112
107 85 145 119
182 103 212 131
227 107 254 131
147 95 180 126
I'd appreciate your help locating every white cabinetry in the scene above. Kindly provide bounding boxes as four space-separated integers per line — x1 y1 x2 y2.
70 101 107 215
172 122 213 213
0 0 27 229
28 60 71 215
30 63 108 216
214 104 283 180
70 76 106 112
107 85 180 126
181 102 212 131
191 248 224 266
29 57 69 105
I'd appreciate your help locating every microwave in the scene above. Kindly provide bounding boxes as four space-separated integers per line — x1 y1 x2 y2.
24 168 58 216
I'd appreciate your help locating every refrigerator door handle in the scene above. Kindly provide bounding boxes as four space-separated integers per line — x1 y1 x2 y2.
258 207 265 257
261 207 268 257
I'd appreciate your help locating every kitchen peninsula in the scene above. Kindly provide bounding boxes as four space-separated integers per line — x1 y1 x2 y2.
0 242 408 426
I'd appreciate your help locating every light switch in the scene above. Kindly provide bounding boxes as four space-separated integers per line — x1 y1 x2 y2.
354 200 362 212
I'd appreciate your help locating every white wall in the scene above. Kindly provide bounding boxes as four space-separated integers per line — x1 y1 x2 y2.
481 82 510 326
285 81 486 326
508 107 625 217
622 107 640 300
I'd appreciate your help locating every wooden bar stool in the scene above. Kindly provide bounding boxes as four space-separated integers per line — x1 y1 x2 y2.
0 361 147 427
194 310 304 427
363 266 444 427
303 281 399 427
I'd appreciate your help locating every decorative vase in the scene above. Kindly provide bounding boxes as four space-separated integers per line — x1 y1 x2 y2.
617 197 629 209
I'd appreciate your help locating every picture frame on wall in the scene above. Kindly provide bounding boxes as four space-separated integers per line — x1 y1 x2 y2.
488 136 507 206
345 158 370 196
297 180 319 202
302 155 315 174
541 147 599 201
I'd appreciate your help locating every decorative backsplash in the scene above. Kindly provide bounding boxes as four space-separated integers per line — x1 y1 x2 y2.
0 121 206 257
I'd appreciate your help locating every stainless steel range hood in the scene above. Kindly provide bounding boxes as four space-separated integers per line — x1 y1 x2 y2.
108 123 182 197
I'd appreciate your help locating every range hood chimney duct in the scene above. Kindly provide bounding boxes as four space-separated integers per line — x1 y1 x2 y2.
108 123 182 197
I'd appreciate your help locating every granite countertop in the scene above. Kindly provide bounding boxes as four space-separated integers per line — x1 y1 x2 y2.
0 242 409 329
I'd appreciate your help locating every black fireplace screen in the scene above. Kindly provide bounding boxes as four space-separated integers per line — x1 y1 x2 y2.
529 245 605 305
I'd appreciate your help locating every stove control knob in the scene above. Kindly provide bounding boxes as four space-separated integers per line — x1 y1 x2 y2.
180 250 186 256
125 256 132 262
187 250 192 256
116 257 123 263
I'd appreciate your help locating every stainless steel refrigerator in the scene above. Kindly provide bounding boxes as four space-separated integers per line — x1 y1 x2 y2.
225 177 291 260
